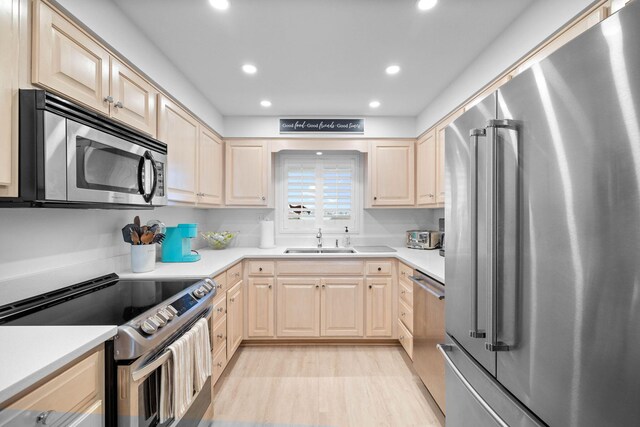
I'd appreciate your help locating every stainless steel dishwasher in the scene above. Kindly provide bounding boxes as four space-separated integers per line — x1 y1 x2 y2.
409 270 446 414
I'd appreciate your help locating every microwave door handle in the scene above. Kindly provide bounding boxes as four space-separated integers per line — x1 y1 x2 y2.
137 151 158 203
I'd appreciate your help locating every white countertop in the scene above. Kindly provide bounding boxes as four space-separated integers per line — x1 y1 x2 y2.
119 246 445 283
0 326 117 404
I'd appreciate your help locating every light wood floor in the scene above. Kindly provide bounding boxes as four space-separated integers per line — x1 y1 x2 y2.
212 345 445 427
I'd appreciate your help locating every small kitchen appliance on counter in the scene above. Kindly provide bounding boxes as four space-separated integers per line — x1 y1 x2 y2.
406 230 441 250
439 218 445 257
162 223 201 262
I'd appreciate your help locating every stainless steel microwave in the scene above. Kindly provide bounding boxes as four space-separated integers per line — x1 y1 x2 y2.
10 90 167 208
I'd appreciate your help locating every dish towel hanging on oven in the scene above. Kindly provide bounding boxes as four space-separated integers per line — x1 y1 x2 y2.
159 317 212 423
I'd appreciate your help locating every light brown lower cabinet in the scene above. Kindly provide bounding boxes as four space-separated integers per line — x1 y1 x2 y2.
320 278 364 337
226 281 244 360
247 277 274 337
366 277 393 337
276 277 321 337
0 346 104 426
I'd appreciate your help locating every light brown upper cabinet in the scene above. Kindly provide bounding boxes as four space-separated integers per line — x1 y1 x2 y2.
320 278 364 337
368 140 415 207
197 127 224 206
225 140 270 206
416 130 437 207
0 0 19 196
33 0 158 137
157 95 198 205
110 58 158 137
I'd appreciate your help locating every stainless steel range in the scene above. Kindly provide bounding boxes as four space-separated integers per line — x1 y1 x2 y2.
0 273 217 427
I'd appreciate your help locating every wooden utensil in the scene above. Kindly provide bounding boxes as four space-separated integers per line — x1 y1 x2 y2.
141 231 154 245
131 230 140 245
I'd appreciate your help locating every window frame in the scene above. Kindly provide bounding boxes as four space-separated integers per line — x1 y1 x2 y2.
276 152 362 235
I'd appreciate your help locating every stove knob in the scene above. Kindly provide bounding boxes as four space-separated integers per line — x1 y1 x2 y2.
166 306 179 317
193 288 205 299
148 315 163 329
159 308 173 321
201 285 210 294
203 279 214 291
141 320 157 335
153 314 167 327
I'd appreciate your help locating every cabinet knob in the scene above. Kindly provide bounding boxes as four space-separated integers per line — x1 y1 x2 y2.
268 284 272 289
36 410 53 425
368 285 372 289
259 267 263 271
230 298 235 303
114 101 124 109
217 362 223 367
322 284 325 288
401 312 406 317
217 334 225 339
261 196 266 201
316 285 319 289
104 96 114 103
377 267 382 272
216 307 224 313
373 196 378 201
401 290 406 295
399 335 404 341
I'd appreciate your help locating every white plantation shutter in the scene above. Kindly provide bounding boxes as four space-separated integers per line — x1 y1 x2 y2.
280 155 360 233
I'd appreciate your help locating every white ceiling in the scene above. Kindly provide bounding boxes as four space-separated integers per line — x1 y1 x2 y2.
112 0 535 117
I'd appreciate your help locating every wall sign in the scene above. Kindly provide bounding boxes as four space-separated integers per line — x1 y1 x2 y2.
279 119 365 134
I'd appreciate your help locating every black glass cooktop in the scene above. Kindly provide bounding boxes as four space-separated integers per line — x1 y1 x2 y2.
0 274 199 326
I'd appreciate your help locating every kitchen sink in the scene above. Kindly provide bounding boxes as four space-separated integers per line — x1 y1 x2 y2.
284 248 357 254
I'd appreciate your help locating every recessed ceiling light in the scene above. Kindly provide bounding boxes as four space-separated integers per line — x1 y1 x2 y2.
369 100 381 108
242 64 257 74
417 0 438 11
316 152 323 156
260 100 272 107
209 0 229 11
385 65 401 75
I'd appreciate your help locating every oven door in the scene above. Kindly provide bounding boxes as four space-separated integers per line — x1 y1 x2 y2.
66 118 167 206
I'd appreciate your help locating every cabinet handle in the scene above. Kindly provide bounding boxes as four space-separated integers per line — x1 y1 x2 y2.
428 193 434 198
368 285 372 289
261 196 266 201
399 335 404 341
401 290 406 295
268 285 272 289
114 101 124 109
316 285 319 289
322 284 325 289
377 267 382 272
104 96 114 103
217 334 225 339
216 307 224 313
401 312 406 317
36 410 53 425
230 298 235 303
373 196 378 201
217 362 223 367
259 267 263 271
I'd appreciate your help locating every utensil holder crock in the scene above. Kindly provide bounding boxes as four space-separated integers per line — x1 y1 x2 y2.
131 244 156 273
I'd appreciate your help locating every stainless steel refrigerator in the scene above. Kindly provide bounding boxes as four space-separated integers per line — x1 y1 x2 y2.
442 2 640 426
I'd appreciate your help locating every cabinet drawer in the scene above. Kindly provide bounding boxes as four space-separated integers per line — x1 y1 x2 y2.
213 272 227 294
399 263 414 283
277 260 364 276
227 263 243 286
212 296 227 326
398 319 414 360
366 261 393 276
212 317 227 352
247 260 275 276
399 298 413 333
0 349 103 427
212 345 227 385
399 279 414 307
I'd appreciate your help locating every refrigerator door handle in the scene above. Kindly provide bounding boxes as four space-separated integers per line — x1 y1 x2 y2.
437 343 509 427
485 119 518 352
469 128 487 339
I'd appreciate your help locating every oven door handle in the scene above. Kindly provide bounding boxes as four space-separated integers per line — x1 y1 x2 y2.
132 350 171 382
137 150 158 204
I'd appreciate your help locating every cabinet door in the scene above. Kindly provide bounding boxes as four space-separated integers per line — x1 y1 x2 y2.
225 141 269 206
197 128 224 206
435 108 464 206
366 277 393 337
0 0 18 192
32 0 110 114
369 140 415 206
110 58 157 137
320 278 364 337
226 281 243 359
157 95 198 204
416 130 437 206
276 278 320 337
247 277 274 338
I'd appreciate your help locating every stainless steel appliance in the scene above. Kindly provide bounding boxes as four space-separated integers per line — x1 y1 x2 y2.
438 218 445 257
410 271 446 414
406 230 441 249
9 90 167 208
442 4 640 426
0 273 218 426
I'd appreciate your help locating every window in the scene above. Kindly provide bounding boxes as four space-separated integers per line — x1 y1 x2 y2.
277 153 361 233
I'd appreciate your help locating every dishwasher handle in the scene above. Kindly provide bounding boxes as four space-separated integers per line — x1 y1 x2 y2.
408 275 445 300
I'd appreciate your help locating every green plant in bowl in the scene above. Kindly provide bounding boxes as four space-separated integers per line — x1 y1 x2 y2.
202 231 238 249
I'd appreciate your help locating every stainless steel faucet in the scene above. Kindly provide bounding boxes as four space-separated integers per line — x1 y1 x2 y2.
316 228 322 248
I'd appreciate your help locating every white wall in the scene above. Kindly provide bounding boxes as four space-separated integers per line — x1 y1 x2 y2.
53 0 225 134
416 0 596 135
224 116 416 138
0 207 209 304
203 208 443 248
